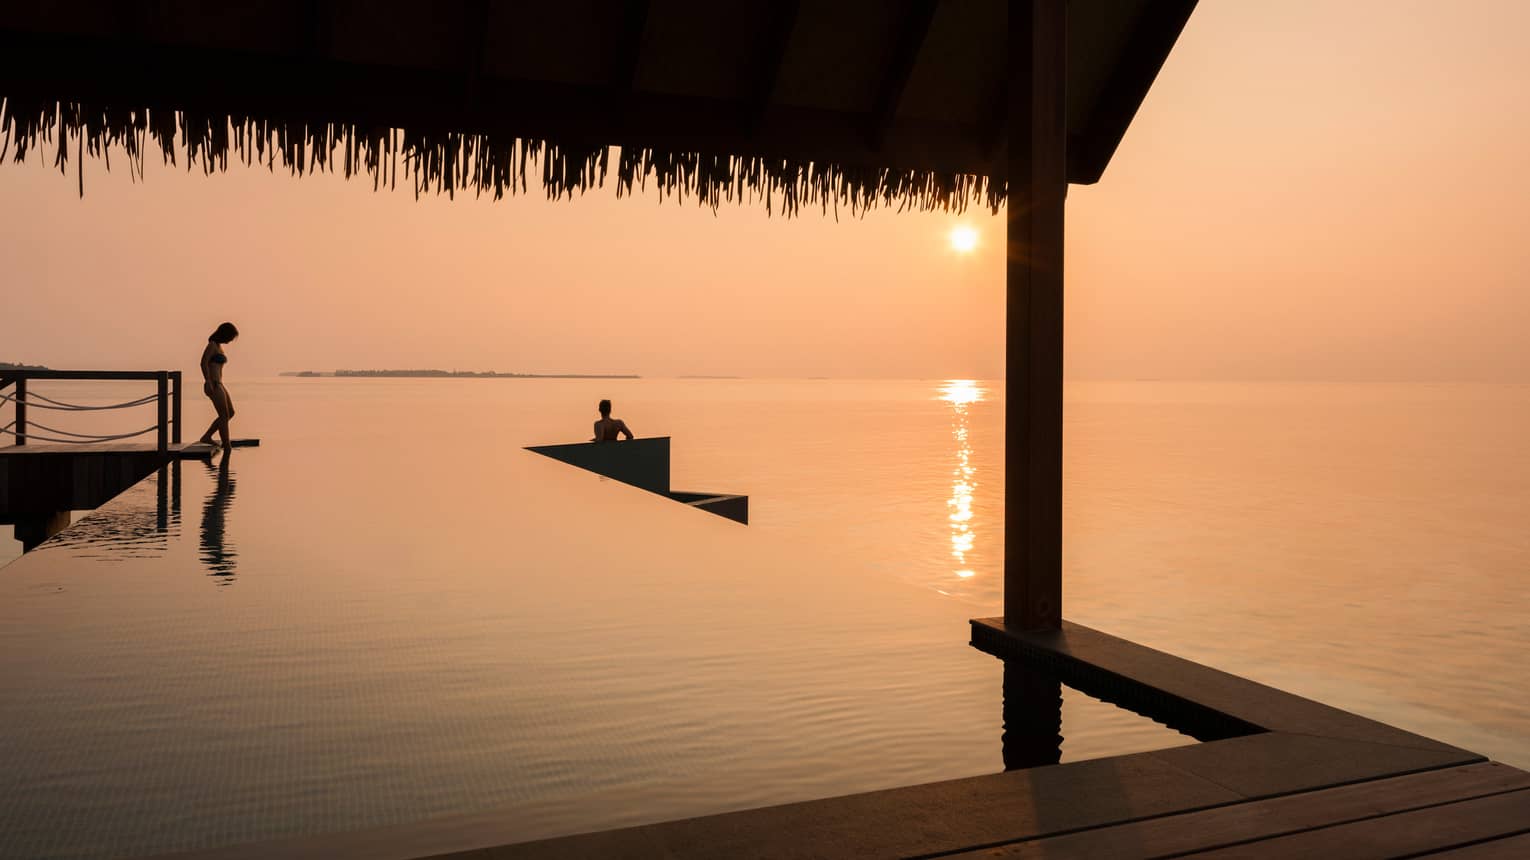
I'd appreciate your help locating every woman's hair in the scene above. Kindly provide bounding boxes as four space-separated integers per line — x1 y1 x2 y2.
598 399 612 416
209 322 240 344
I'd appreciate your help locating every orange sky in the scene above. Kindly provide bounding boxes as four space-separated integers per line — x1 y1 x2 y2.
3 0 1528 380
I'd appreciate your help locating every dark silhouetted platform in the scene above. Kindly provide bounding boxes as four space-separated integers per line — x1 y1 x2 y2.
1 440 259 534
525 437 748 524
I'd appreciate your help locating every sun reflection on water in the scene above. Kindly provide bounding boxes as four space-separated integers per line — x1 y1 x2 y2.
938 380 985 589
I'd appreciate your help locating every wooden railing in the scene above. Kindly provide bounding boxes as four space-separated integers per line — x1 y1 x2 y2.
0 370 183 456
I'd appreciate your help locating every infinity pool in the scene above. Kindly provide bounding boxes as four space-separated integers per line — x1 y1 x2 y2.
0 379 1183 860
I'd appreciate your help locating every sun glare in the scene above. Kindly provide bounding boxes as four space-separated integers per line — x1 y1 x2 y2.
948 225 979 254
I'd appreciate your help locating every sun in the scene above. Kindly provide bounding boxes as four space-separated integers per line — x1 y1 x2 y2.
948 225 979 253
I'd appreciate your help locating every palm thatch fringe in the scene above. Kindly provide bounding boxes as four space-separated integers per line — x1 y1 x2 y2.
1 97 1003 217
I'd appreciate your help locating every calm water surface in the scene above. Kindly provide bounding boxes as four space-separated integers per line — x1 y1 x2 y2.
2 379 1528 858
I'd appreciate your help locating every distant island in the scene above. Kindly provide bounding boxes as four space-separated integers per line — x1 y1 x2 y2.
280 369 639 379
0 362 49 371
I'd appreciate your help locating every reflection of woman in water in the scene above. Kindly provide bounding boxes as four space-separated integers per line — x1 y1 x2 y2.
593 399 633 442
197 322 239 451
200 453 238 583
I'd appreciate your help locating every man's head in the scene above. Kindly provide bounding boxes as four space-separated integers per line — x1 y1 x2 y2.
598 399 612 417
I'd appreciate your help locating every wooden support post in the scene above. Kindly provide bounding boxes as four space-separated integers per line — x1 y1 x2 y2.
156 372 169 456
16 510 70 551
14 377 26 446
1005 0 1067 631
171 371 182 444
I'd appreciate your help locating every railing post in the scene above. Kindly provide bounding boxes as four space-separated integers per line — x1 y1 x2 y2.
14 377 26 446
156 372 169 456
171 371 182 444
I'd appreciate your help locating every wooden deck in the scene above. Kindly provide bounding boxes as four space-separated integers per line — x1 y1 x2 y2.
1 439 259 546
0 439 259 459
149 619 1530 860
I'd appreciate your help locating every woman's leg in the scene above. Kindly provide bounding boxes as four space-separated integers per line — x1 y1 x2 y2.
198 383 220 444
213 386 234 450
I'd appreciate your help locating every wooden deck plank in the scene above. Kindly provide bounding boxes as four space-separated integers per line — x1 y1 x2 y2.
0 442 176 456
1177 787 1530 859
0 439 257 457
1422 831 1530 858
945 762 1530 859
1144 732 1481 800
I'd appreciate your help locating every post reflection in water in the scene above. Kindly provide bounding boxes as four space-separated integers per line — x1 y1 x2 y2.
40 462 183 558
199 453 238 583
937 380 985 589
156 461 180 533
1002 660 1064 771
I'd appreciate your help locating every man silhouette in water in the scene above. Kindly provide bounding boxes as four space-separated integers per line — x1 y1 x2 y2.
593 399 634 442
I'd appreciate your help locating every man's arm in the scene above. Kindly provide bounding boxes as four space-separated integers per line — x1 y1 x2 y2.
618 419 634 440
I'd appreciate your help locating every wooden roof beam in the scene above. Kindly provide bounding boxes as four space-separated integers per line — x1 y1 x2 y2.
611 0 651 126
301 0 331 60
1068 0 1196 184
981 65 1007 163
867 0 937 151
461 0 490 105
742 0 800 134
614 0 650 90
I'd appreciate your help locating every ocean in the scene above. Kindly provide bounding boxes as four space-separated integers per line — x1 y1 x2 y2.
1 378 1527 858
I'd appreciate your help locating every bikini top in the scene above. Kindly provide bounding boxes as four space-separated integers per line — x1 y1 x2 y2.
210 353 227 364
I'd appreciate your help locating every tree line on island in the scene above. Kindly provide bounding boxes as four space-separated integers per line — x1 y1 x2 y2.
280 370 638 379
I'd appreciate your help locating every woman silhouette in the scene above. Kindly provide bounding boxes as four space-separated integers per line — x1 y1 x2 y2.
197 322 239 450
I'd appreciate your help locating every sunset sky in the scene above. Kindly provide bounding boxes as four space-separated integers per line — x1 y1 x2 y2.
3 0 1528 381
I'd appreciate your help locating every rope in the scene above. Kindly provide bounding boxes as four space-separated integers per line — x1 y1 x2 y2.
0 391 161 411
0 424 160 444
6 418 161 440
0 386 172 444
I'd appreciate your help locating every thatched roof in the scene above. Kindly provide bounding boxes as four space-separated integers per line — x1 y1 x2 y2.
0 1 1194 215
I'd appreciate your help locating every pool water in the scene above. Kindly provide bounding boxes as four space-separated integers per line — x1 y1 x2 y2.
1 378 1186 860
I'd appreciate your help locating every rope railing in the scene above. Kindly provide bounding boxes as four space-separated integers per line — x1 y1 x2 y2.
0 391 161 411
0 423 160 444
1 370 183 454
4 417 160 439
